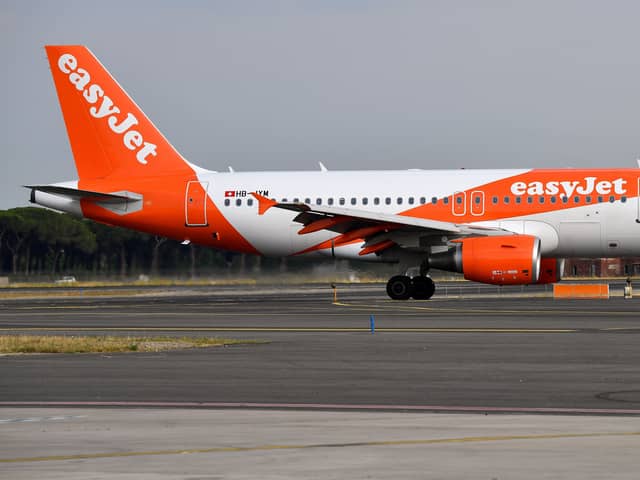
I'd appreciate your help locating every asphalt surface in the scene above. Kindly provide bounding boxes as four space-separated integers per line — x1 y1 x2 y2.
1 284 639 411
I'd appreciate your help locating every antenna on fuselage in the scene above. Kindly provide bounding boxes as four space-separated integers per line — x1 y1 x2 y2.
318 162 328 172
228 166 235 173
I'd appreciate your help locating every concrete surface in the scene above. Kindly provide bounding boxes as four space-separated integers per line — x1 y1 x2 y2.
1 408 639 479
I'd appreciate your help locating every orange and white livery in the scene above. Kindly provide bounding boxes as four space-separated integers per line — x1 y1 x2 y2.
30 46 640 299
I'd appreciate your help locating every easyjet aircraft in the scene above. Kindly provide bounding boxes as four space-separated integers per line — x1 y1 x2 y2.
29 46 640 299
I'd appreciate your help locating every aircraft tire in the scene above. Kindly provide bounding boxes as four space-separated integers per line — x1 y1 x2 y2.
411 276 435 300
386 275 413 300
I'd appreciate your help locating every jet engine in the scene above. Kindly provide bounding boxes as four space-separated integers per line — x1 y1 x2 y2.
428 235 542 285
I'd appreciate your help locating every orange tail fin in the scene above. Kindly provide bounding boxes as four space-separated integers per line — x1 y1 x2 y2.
45 45 191 180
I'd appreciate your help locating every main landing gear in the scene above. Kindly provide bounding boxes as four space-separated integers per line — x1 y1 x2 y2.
386 275 435 300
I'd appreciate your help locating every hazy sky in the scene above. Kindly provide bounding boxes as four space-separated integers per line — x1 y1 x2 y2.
2 0 639 209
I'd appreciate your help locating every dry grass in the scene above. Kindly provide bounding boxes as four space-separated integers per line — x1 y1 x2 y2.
0 335 264 354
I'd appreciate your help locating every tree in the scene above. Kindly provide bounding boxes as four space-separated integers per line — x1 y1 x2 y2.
22 208 97 276
2 210 33 274
90 223 139 278
0 211 9 261
0 211 13 272
151 236 168 276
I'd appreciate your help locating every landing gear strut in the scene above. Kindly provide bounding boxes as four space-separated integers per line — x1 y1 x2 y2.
386 275 435 300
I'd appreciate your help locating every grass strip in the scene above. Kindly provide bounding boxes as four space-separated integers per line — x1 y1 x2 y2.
0 335 265 354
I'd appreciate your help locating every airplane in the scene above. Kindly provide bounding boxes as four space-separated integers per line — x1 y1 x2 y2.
28 45 640 300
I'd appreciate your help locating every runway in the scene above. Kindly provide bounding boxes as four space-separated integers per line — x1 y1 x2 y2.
1 284 639 412
2 284 639 478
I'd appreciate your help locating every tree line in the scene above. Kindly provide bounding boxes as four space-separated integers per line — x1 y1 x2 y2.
0 207 278 280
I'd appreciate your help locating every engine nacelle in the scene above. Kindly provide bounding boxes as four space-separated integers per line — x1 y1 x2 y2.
537 258 564 284
429 235 541 285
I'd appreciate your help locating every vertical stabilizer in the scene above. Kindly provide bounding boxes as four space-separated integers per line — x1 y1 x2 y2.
45 45 191 180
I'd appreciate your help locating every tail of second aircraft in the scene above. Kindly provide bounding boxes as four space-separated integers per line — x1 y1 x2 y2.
44 45 191 180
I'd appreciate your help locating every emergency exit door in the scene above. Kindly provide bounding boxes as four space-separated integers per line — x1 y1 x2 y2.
470 191 485 216
452 191 466 216
185 181 209 226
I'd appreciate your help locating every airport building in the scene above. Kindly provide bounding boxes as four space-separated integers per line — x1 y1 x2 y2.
564 257 640 277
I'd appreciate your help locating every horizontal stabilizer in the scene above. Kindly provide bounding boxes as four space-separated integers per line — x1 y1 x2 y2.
26 184 143 216
25 185 136 202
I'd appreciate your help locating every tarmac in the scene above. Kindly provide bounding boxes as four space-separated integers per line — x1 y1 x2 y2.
2 408 639 479
1 283 639 478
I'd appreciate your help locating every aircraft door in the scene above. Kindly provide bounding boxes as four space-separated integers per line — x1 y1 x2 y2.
452 191 466 216
636 177 640 223
185 181 209 227
470 191 485 216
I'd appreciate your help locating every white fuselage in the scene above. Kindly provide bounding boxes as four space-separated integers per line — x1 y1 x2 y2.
189 168 640 259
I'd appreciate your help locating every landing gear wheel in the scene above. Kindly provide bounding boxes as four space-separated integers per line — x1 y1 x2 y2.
386 275 413 300
411 276 435 300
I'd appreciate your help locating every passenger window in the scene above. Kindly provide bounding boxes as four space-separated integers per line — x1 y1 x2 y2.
293 198 299 203
458 196 464 204
539 196 545 204
609 196 615 203
328 198 334 205
621 196 627 203
550 197 557 204
574 196 580 203
397 197 403 205
443 197 449 205
316 198 322 205
224 199 230 206
503 196 510 204
515 197 522 204
304 198 310 204
236 199 242 206
475 196 481 204
586 196 592 203
281 198 288 202
562 196 568 204
385 197 391 205
527 196 533 204
597 196 603 203
431 197 438 204
247 199 254 207
420 197 426 204
374 197 380 205
492 196 498 204
408 197 414 205
362 197 368 205
351 198 357 205
339 198 345 205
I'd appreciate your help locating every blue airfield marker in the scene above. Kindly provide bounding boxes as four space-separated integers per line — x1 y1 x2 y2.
370 314 375 334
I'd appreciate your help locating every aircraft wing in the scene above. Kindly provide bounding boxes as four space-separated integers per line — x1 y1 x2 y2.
252 193 509 256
